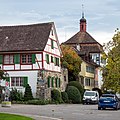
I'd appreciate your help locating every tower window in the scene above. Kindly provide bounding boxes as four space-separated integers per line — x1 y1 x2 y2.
82 25 84 30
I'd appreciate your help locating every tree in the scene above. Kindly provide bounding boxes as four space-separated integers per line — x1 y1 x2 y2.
24 84 33 101
61 45 82 81
102 29 120 93
0 70 7 80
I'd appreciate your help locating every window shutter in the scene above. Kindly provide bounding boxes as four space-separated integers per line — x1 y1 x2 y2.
47 76 51 88
57 58 59 66
46 54 49 64
54 57 57 66
51 40 54 49
51 77 54 87
32 54 36 64
0 55 3 64
23 77 28 87
14 54 20 64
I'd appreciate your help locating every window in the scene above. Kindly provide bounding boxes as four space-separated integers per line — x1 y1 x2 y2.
64 76 66 82
4 55 14 64
51 77 54 87
11 77 24 86
21 54 32 64
85 78 91 86
51 56 54 63
55 57 59 66
47 76 51 88
86 66 95 73
11 77 28 87
58 78 61 88
55 77 58 87
82 25 84 30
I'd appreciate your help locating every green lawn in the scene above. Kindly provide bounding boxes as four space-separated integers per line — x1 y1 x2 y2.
0 113 33 120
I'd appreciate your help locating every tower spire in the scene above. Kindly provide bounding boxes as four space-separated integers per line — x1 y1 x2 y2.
82 4 84 18
80 4 87 32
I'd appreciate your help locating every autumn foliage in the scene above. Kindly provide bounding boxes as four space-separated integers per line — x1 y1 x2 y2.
102 30 120 93
61 45 82 81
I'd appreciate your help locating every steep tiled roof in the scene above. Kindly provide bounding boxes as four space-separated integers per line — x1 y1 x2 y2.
64 31 100 44
80 45 103 53
0 22 53 52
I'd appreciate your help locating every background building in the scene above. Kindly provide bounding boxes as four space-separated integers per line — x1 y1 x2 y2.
63 13 105 90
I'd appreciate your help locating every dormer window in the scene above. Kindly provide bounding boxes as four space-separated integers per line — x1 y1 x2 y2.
76 44 80 51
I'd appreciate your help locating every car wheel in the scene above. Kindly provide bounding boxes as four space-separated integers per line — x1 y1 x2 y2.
98 107 101 110
102 108 105 110
114 105 118 110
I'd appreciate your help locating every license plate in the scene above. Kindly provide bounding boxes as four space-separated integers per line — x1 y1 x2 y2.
104 101 110 102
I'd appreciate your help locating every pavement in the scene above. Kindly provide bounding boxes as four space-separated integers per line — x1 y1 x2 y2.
0 104 120 120
0 104 62 120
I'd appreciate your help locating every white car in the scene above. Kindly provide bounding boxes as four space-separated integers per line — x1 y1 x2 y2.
83 91 99 104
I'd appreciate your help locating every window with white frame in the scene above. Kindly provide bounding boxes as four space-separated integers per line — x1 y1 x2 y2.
11 77 24 86
21 54 32 64
4 55 14 64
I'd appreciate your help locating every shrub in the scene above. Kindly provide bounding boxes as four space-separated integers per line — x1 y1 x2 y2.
27 99 50 105
67 81 84 98
61 92 69 103
51 89 63 103
24 84 33 101
66 86 81 103
10 88 23 101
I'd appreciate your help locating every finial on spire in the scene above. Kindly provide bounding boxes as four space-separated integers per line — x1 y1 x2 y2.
82 4 84 18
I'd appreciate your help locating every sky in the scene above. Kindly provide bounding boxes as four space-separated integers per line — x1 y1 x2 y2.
0 0 120 45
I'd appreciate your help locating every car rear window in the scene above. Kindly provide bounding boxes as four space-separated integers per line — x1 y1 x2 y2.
102 94 114 98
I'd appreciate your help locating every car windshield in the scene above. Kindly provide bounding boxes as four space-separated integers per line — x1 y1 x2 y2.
84 92 95 96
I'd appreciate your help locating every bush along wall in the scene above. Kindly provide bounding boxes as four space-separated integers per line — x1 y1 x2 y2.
51 89 63 104
67 81 84 100
61 91 69 103
66 86 81 104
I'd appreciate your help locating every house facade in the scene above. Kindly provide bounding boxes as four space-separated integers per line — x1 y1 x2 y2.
63 13 105 90
0 22 67 99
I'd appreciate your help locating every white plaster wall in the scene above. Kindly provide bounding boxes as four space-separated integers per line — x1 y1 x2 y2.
98 69 103 89
7 70 38 98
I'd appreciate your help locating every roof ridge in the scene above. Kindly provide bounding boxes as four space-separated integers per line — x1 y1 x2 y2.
0 22 54 28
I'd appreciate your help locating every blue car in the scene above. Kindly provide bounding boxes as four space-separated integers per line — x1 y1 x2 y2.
98 94 120 110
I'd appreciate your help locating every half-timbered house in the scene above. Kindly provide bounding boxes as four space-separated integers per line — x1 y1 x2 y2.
0 22 65 99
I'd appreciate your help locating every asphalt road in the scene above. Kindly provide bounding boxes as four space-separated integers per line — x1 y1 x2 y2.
0 104 120 120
